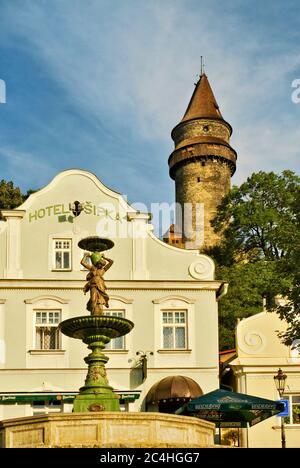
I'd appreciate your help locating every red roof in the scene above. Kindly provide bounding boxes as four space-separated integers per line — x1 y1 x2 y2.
181 73 223 122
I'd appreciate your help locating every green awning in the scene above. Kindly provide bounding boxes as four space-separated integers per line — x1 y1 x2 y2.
0 394 75 404
177 389 285 428
0 392 140 404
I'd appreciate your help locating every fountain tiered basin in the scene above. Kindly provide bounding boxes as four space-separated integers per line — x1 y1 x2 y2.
59 315 133 412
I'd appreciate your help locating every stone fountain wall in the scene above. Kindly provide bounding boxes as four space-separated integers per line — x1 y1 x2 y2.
0 412 215 448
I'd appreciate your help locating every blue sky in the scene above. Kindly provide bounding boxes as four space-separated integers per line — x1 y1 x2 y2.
0 0 299 225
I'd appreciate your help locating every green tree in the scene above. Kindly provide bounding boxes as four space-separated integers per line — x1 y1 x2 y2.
0 179 24 209
217 261 292 349
276 188 300 346
205 170 300 350
0 180 37 219
212 170 299 262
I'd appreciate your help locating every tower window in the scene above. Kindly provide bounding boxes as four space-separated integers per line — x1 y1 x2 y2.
197 177 201 183
203 125 209 132
201 162 206 167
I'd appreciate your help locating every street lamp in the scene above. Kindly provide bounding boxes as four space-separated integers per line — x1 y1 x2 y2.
274 368 287 449
136 350 154 382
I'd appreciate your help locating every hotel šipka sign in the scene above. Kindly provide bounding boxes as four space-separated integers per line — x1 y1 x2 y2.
28 201 124 223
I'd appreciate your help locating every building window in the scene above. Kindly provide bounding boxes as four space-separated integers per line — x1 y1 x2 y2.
162 310 187 349
35 310 61 350
32 400 62 415
284 395 300 425
104 311 125 350
53 239 72 270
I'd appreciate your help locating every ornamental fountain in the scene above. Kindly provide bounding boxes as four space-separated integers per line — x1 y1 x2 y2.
0 235 215 447
59 236 134 412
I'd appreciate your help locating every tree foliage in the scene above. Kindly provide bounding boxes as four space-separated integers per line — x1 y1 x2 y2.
212 171 299 261
276 188 300 346
0 180 36 211
205 170 300 350
0 179 24 209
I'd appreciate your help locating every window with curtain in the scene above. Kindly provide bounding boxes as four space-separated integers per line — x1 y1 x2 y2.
53 239 72 270
35 310 61 350
162 310 187 349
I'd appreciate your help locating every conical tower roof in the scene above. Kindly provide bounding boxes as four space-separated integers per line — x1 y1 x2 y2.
169 72 237 181
181 73 223 122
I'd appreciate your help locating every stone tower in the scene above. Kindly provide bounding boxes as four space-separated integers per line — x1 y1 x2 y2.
168 73 237 249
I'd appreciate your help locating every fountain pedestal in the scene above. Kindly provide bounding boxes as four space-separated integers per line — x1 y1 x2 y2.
59 315 134 412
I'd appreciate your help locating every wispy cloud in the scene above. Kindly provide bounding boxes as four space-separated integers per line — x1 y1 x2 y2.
0 0 299 210
0 146 54 188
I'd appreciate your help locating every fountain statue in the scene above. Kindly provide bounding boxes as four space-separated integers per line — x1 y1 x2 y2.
59 236 134 412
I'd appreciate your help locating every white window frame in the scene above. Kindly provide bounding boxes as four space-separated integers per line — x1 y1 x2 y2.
35 309 62 350
53 238 72 271
153 296 196 358
161 309 188 350
104 310 126 350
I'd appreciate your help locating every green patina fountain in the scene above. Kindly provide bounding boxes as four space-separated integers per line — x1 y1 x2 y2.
59 236 134 412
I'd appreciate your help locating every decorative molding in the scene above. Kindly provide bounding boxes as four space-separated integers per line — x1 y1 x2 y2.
238 331 266 355
24 295 70 304
17 169 138 215
0 279 223 291
51 269 72 273
0 210 26 219
109 295 133 304
231 365 300 374
28 350 66 355
157 349 192 354
188 256 214 280
152 295 196 304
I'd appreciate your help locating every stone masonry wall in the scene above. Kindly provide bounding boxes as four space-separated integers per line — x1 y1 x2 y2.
175 159 231 248
172 119 231 148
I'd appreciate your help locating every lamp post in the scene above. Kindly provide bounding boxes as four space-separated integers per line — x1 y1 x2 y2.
136 350 154 382
274 368 287 449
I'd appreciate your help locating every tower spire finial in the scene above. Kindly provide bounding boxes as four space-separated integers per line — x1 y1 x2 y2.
200 56 205 76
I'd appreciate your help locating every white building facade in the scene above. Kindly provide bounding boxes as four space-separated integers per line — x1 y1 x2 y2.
230 311 300 448
0 169 224 420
